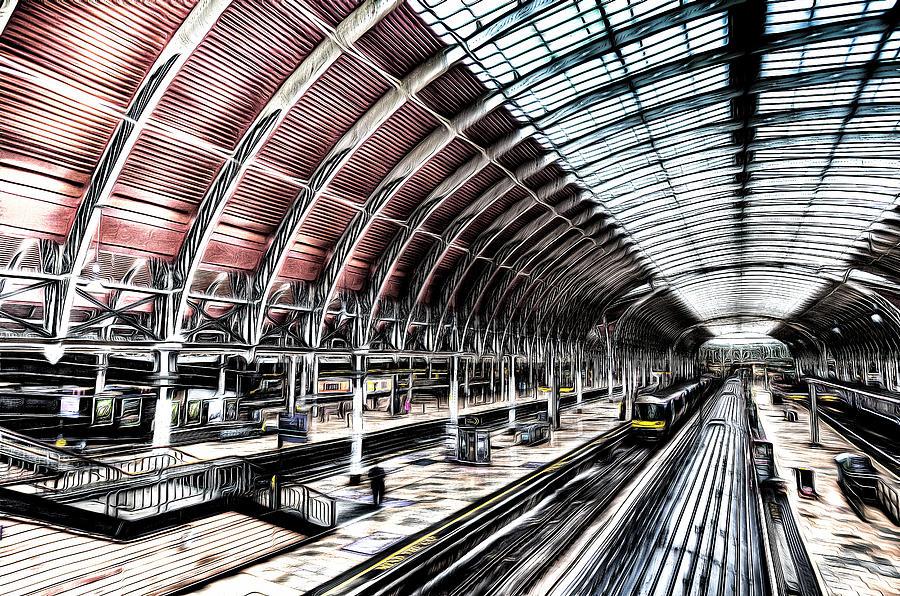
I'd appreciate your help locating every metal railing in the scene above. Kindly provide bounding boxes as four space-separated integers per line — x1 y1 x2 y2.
104 459 253 517
876 479 900 525
279 484 337 527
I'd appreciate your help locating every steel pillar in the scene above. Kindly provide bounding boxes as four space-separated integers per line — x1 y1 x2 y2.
807 380 819 445
94 352 108 395
448 355 459 455
152 349 176 448
508 355 516 425
350 353 365 476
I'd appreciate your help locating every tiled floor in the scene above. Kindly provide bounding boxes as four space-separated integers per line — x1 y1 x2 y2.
190 398 622 595
755 387 900 596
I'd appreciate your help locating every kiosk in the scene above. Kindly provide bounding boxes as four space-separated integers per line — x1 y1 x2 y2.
456 415 491 465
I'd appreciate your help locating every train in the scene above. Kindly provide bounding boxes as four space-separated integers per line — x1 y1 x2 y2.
631 376 717 439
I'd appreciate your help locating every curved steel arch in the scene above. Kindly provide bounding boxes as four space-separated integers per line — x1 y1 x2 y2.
250 46 459 342
168 0 406 342
54 0 232 339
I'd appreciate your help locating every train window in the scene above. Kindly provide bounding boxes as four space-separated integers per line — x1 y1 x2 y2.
171 401 181 427
186 399 202 425
635 403 665 420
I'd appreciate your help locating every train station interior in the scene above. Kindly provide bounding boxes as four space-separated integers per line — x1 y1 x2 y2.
0 0 899 594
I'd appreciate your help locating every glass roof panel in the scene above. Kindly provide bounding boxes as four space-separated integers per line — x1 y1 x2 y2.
411 0 900 335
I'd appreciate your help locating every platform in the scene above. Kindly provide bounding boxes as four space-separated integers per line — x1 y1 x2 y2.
755 389 900 596
96 390 609 464
189 399 621 595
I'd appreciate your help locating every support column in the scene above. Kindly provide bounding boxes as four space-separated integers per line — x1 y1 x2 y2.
548 347 559 429
95 352 108 395
463 357 470 409
350 353 365 478
604 316 614 401
575 352 584 409
508 355 516 425
300 352 313 406
217 354 227 395
448 354 459 455
528 358 535 399
284 355 297 414
152 349 176 448
490 358 496 402
807 379 819 445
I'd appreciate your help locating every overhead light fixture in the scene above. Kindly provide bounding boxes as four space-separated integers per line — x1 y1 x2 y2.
871 313 884 324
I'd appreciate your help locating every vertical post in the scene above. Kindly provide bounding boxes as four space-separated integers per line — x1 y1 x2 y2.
285 355 297 414
508 355 516 425
350 353 365 477
217 354 227 395
490 358 496 402
605 316 613 401
300 352 313 409
407 356 414 412
463 357 470 409
807 379 819 444
575 350 584 409
549 346 559 429
448 354 459 455
95 352 108 395
528 357 534 399
312 353 320 395
152 349 176 448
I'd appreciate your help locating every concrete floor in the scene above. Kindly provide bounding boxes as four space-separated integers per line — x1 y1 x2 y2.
190 399 622 595
755 387 900 596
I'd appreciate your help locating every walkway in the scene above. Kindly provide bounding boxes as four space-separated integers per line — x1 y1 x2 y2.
755 388 900 596
190 399 621 595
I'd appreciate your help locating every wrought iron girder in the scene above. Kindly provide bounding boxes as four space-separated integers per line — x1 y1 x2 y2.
509 241 638 341
400 172 574 346
362 127 533 343
171 0 406 342
312 93 532 346
455 211 611 346
435 204 600 347
497 240 626 342
53 0 231 339
251 48 456 342
469 219 610 342
538 259 647 343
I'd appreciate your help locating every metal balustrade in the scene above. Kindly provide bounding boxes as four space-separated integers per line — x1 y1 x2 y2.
876 479 900 525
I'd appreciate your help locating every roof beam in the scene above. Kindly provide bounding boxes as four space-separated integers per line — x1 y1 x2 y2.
423 184 591 348
0 0 17 36
310 89 513 346
53 0 232 338
452 206 604 342
250 47 457 344
361 127 532 343
169 0 405 341
397 161 557 342
469 216 609 342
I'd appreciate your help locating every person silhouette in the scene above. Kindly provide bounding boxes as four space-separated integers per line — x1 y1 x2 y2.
368 465 386 506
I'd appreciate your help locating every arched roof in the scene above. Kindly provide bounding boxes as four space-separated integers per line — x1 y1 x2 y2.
0 0 899 353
